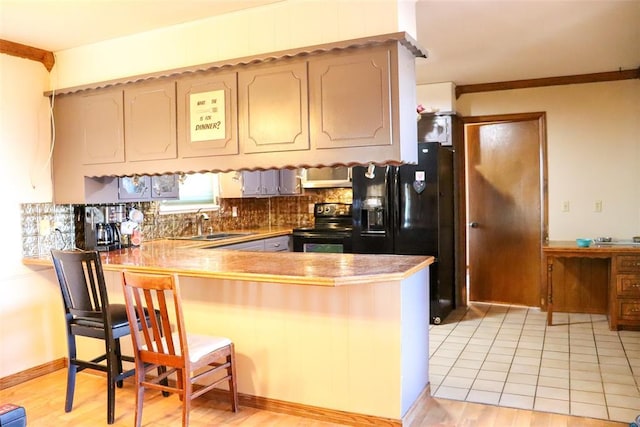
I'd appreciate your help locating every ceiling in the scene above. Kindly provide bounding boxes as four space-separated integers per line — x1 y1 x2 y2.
0 0 638 86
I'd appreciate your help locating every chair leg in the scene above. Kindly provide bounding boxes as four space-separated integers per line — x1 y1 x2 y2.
106 338 120 424
158 366 170 397
227 349 239 412
114 338 124 388
64 333 77 413
182 376 192 427
134 382 145 427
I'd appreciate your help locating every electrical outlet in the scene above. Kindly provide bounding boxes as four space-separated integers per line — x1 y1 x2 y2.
232 206 238 217
561 201 570 212
39 219 52 235
308 203 315 214
594 200 602 212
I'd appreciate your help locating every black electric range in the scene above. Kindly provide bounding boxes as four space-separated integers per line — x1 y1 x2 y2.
292 203 353 253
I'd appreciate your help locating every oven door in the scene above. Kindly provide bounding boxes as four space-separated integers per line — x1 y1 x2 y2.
292 231 352 253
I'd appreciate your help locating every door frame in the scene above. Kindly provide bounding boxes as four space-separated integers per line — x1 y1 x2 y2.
455 112 549 308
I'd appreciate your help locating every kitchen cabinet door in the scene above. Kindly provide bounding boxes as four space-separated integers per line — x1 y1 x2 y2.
241 171 263 197
177 71 238 158
242 170 281 196
150 175 179 199
118 175 178 201
260 170 279 195
218 172 243 198
278 169 300 195
80 88 125 165
239 61 309 154
124 79 177 161
309 46 392 149
118 176 151 200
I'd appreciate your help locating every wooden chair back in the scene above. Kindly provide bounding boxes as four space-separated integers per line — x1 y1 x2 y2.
121 272 188 370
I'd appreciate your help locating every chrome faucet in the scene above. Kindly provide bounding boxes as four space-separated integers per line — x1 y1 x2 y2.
195 211 210 236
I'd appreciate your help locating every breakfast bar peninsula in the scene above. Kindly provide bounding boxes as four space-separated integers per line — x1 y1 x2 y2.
24 239 433 426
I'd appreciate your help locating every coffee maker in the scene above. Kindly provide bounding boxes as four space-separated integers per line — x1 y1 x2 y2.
74 205 128 252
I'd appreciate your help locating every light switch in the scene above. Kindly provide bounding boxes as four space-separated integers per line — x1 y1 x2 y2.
594 200 602 212
561 201 570 212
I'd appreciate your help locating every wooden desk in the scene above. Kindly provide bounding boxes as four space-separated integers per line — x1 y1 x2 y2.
544 241 640 330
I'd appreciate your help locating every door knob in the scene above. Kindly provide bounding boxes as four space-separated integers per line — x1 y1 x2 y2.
469 222 479 228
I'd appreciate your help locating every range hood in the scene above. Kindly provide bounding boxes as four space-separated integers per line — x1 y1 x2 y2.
300 167 352 188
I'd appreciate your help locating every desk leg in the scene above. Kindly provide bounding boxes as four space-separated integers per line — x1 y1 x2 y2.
546 258 554 326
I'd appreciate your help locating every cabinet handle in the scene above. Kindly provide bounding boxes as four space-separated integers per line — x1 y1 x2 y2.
273 243 281 247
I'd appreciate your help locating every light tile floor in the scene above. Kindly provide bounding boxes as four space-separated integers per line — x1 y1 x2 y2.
428 303 640 424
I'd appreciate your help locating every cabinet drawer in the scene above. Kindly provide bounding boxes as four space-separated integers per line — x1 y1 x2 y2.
264 236 290 252
617 300 640 320
616 256 640 273
617 275 640 297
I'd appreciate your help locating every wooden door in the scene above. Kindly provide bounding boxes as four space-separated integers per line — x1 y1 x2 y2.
466 114 547 307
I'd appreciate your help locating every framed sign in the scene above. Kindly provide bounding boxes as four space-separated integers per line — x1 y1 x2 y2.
190 89 225 142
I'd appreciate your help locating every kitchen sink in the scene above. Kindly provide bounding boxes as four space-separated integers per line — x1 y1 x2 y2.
170 232 254 241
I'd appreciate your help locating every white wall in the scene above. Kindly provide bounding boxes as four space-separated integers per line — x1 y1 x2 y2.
0 54 66 377
416 82 456 113
52 0 415 90
456 80 640 241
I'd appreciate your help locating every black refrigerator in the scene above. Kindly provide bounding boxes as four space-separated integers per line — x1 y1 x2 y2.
351 142 455 324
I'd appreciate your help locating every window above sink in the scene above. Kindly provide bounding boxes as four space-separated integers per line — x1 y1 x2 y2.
158 172 220 214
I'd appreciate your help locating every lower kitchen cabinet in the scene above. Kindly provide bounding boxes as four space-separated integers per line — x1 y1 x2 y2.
217 235 291 252
263 235 291 252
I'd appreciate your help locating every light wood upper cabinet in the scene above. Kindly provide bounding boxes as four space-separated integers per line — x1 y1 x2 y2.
309 46 392 149
177 71 238 158
238 61 309 154
81 89 125 164
124 79 177 162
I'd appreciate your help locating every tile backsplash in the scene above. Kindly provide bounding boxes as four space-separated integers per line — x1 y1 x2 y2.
21 188 352 257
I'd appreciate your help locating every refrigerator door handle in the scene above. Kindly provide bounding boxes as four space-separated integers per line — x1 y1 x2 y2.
393 167 401 232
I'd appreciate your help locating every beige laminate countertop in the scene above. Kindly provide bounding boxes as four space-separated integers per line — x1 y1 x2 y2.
23 228 434 287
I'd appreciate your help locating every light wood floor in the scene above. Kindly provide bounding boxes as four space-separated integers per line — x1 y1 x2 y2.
0 369 627 426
